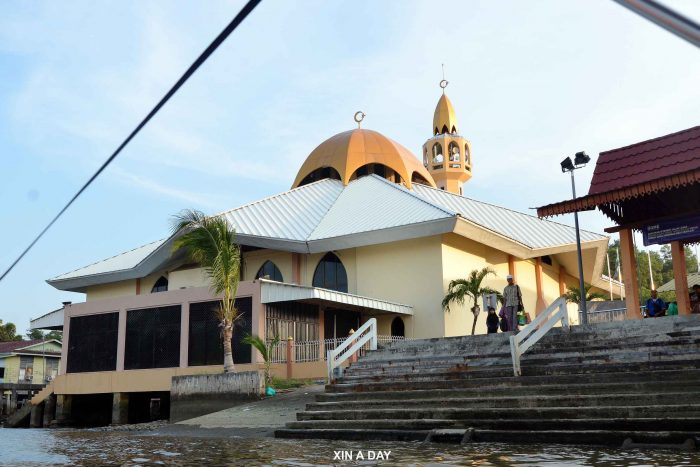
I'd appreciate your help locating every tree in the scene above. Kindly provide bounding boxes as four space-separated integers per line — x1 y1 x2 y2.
25 329 63 341
0 320 22 342
442 267 503 335
242 334 280 387
172 209 241 373
564 285 606 305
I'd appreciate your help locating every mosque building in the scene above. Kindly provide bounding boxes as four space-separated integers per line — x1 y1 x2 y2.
33 81 619 424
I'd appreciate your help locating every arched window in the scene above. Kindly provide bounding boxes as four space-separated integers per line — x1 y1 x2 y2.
423 148 428 167
151 276 168 293
312 253 348 292
432 143 443 164
464 144 471 165
448 142 460 162
411 172 431 186
298 166 341 187
256 260 283 282
391 317 405 337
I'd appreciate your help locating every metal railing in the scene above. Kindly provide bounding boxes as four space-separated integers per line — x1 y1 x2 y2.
580 306 646 323
510 296 569 376
327 318 377 381
268 333 406 364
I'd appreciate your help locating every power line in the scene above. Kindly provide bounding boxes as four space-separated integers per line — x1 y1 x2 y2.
0 0 262 283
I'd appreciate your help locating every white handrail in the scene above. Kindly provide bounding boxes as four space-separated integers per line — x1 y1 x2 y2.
327 318 377 381
510 296 569 376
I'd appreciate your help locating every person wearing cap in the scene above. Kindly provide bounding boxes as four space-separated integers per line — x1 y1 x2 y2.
503 274 522 333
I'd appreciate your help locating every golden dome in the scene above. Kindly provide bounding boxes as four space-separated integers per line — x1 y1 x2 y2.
433 93 459 135
292 128 436 189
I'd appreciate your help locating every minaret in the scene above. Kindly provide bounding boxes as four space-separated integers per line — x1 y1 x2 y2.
422 78 472 195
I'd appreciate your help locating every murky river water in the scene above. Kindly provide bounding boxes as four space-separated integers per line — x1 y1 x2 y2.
1 428 699 466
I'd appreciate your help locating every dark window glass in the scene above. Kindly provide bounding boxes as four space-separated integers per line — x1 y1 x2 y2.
312 253 348 292
151 276 168 293
67 312 119 373
188 297 252 366
0 368 4 379
125 306 181 370
255 261 283 282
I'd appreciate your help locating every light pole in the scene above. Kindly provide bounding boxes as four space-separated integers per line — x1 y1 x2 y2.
561 151 591 325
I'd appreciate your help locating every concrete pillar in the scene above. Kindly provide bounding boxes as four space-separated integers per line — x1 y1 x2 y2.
535 258 548 315
349 329 358 364
558 266 566 296
671 241 691 314
286 337 294 379
9 389 17 415
30 403 44 428
43 394 56 427
619 229 641 320
508 255 517 282
55 394 72 426
111 392 129 425
116 308 127 371
179 302 190 368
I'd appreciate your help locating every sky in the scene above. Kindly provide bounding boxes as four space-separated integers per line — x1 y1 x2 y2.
0 0 699 334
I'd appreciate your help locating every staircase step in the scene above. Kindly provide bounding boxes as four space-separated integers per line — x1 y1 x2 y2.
307 392 699 411
284 417 700 433
297 404 700 421
317 380 700 402
329 367 700 393
277 427 700 445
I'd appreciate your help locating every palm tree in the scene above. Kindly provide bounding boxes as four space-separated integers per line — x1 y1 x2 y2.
442 267 503 335
563 285 606 305
242 334 280 387
172 209 241 373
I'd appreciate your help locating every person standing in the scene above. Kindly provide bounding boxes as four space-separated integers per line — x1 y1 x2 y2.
486 307 499 334
503 275 522 333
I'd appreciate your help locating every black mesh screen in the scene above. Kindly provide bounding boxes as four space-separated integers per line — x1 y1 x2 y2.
188 297 252 366
125 306 181 370
67 312 118 373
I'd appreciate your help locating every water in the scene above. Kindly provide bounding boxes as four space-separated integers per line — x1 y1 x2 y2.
1 428 699 466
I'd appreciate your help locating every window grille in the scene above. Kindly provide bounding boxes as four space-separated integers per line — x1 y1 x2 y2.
67 312 119 373
125 306 181 370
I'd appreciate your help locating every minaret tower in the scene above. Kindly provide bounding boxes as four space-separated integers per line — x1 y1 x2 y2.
422 76 472 195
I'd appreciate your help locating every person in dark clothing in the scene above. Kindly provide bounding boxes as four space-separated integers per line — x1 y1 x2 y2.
486 307 499 333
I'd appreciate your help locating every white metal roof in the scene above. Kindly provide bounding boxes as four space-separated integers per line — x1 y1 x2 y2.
411 184 605 249
30 307 65 330
50 239 166 281
259 279 414 315
48 175 608 291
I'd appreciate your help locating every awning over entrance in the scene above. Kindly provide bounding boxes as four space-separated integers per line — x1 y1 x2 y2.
30 307 64 330
259 279 414 315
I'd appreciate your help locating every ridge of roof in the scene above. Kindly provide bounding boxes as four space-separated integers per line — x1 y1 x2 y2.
413 182 607 240
214 177 343 218
599 125 700 158
49 238 166 281
369 174 458 217
0 339 61 354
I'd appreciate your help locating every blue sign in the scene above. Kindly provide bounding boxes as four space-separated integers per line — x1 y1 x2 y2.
642 215 700 246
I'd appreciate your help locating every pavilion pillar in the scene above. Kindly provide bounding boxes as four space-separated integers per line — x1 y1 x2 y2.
619 229 641 320
508 255 517 281
535 258 547 315
558 266 566 296
671 241 691 315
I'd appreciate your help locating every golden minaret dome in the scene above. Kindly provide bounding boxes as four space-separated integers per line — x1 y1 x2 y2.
433 93 459 136
293 115 436 189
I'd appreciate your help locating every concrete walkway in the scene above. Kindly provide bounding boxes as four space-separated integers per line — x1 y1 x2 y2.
151 384 324 439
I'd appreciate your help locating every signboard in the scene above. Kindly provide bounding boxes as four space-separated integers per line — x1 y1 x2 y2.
642 215 700 246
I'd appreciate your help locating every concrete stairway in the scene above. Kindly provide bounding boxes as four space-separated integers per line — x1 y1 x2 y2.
276 315 700 446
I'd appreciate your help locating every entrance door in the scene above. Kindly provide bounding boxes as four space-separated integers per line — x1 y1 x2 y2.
324 309 361 339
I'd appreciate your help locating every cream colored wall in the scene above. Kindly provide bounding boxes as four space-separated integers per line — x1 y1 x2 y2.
86 280 135 301
355 236 444 339
2 356 19 382
169 267 209 290
243 250 294 283
441 234 511 336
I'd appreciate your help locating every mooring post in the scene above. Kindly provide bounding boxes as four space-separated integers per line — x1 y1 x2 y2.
286 336 294 379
